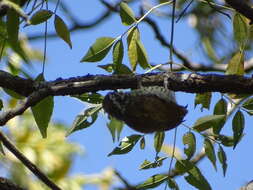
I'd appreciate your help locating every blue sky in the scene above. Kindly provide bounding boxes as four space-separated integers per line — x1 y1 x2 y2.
24 0 253 189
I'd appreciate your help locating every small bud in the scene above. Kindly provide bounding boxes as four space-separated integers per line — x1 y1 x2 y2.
103 86 187 133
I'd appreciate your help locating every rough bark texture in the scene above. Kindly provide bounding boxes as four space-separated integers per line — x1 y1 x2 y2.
1 70 253 96
0 177 26 190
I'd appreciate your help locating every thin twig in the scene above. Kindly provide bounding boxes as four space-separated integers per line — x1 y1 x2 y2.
143 17 193 68
0 131 62 190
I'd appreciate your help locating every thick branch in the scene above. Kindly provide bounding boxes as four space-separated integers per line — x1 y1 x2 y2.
0 71 35 96
47 73 253 95
0 177 26 190
225 0 253 24
1 71 253 126
2 70 253 96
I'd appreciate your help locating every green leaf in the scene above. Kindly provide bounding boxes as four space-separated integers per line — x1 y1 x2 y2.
217 135 236 147
114 64 133 74
72 93 104 104
0 99 3 111
67 105 102 136
193 115 226 132
184 165 212 190
136 174 168 189
226 51 244 75
4 88 24 99
218 145 227 177
108 134 142 156
31 74 54 138
54 15 72 48
119 2 136 25
202 37 220 63
81 37 115 62
175 160 194 174
7 5 19 46
194 92 212 111
127 27 140 71
213 98 227 134
30 9 53 25
167 178 179 190
6 2 28 63
233 13 248 48
183 132 196 160
107 117 124 142
204 138 216 170
136 40 149 69
113 40 124 72
31 96 54 138
232 110 245 149
242 98 253 110
154 131 165 153
139 157 167 170
98 64 114 73
140 136 145 150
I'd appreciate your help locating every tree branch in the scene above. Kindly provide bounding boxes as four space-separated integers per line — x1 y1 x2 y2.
1 70 253 126
0 70 35 97
225 0 253 24
0 132 62 190
0 177 26 190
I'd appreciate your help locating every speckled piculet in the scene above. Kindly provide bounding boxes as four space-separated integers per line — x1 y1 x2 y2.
102 86 187 133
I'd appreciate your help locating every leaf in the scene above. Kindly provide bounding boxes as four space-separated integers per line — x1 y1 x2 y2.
113 40 124 72
81 37 115 62
204 138 216 170
72 93 104 104
232 110 245 149
193 115 226 132
167 178 179 190
0 99 3 111
139 157 167 170
3 88 24 99
119 2 136 25
6 3 28 62
175 160 194 174
30 9 53 25
233 13 248 48
140 136 145 149
54 15 72 48
154 131 165 153
202 37 220 63
67 105 102 136
108 134 142 156
98 64 114 73
213 98 227 134
107 117 124 142
183 132 196 160
136 40 149 69
226 51 244 75
127 27 140 71
136 174 168 189
242 98 253 110
7 5 19 46
31 74 54 138
184 165 212 190
217 145 227 177
217 135 236 147
194 92 212 111
115 64 133 74
31 96 54 138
